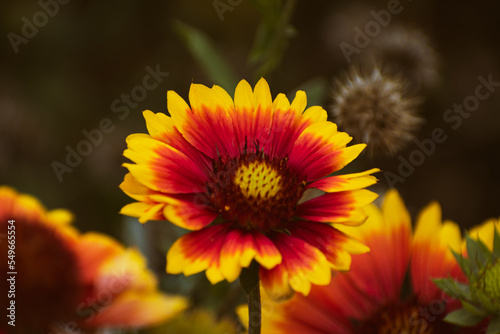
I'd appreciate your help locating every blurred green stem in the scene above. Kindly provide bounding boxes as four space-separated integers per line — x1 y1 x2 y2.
240 261 261 333
248 0 297 80
248 282 261 334
173 20 238 91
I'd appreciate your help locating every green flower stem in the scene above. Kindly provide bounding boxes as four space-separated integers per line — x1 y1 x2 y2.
240 261 261 334
248 281 262 334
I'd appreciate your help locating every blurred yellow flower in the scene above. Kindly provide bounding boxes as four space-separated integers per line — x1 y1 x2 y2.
150 309 237 334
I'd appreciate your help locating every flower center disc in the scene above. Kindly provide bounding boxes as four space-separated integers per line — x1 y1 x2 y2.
207 153 306 231
1 219 83 332
357 303 443 334
377 306 434 334
234 161 282 200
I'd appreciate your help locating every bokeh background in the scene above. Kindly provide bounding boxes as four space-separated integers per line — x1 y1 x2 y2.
1 0 500 332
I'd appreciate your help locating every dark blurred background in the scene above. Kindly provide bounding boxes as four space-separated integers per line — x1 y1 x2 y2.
1 0 499 274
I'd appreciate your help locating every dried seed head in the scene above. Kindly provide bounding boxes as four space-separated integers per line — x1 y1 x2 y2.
330 67 422 157
364 26 440 89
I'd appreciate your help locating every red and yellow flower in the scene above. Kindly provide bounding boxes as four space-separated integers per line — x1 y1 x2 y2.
0 186 187 333
119 78 379 300
238 190 495 333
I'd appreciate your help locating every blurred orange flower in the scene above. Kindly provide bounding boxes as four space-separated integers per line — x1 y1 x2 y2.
238 190 492 333
0 186 187 333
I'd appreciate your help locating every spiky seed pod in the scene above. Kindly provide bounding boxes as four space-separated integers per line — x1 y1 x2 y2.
330 67 422 157
364 26 440 89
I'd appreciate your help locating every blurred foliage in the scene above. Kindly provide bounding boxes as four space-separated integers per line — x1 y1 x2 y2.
247 0 297 79
146 309 238 334
174 0 298 86
289 76 328 107
173 20 239 92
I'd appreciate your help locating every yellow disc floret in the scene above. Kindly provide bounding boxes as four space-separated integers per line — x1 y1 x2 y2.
208 154 306 230
235 161 282 200
359 304 435 334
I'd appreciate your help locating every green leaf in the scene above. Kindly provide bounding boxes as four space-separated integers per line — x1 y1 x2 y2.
247 0 283 64
444 308 485 327
173 20 238 92
478 237 495 261
433 278 471 299
240 261 260 296
493 227 500 256
247 0 297 79
487 315 500 334
476 290 497 313
462 300 488 317
466 234 492 267
466 235 480 264
452 250 473 277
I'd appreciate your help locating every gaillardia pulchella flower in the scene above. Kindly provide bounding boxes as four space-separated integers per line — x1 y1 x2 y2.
119 78 379 300
238 190 493 333
0 186 187 334
330 68 422 156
